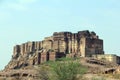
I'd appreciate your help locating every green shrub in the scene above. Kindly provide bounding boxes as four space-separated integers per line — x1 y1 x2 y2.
38 57 87 80
47 58 87 80
56 57 73 61
37 65 57 80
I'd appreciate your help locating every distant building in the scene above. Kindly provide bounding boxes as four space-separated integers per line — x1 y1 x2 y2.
13 30 104 57
6 30 105 69
92 54 120 64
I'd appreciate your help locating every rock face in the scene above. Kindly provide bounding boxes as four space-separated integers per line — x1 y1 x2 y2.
5 30 104 70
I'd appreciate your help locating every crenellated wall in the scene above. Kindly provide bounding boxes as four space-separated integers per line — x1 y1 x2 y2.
13 30 104 57
6 30 104 70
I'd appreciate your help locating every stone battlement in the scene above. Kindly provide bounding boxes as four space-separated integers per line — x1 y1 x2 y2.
5 30 104 70
13 30 103 57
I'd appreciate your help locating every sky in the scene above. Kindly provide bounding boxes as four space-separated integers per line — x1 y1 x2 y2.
0 0 120 70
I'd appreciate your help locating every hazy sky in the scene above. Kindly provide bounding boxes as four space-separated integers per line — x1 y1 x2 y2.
0 0 120 70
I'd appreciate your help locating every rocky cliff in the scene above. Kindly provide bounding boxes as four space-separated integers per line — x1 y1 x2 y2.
4 30 104 70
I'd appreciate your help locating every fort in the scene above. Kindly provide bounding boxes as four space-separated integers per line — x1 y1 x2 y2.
5 30 105 70
1 30 120 80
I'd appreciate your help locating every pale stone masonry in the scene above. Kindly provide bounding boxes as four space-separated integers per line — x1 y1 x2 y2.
13 30 104 57
92 54 120 64
5 30 104 70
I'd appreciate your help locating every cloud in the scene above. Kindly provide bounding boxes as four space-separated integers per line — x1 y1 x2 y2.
6 2 27 11
18 0 37 4
0 0 37 22
0 0 37 11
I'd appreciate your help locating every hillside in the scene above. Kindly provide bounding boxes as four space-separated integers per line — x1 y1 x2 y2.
0 30 119 80
0 57 120 80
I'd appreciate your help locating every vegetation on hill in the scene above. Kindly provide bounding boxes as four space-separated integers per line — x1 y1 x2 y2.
1 57 120 80
37 57 88 80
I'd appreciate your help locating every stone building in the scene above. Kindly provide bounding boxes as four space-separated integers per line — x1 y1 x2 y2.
5 30 104 69
92 54 120 64
13 30 104 57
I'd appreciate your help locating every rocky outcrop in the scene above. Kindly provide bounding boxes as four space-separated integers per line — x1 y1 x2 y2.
4 30 104 70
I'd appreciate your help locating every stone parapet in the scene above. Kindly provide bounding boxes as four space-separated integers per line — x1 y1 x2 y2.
5 30 104 70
